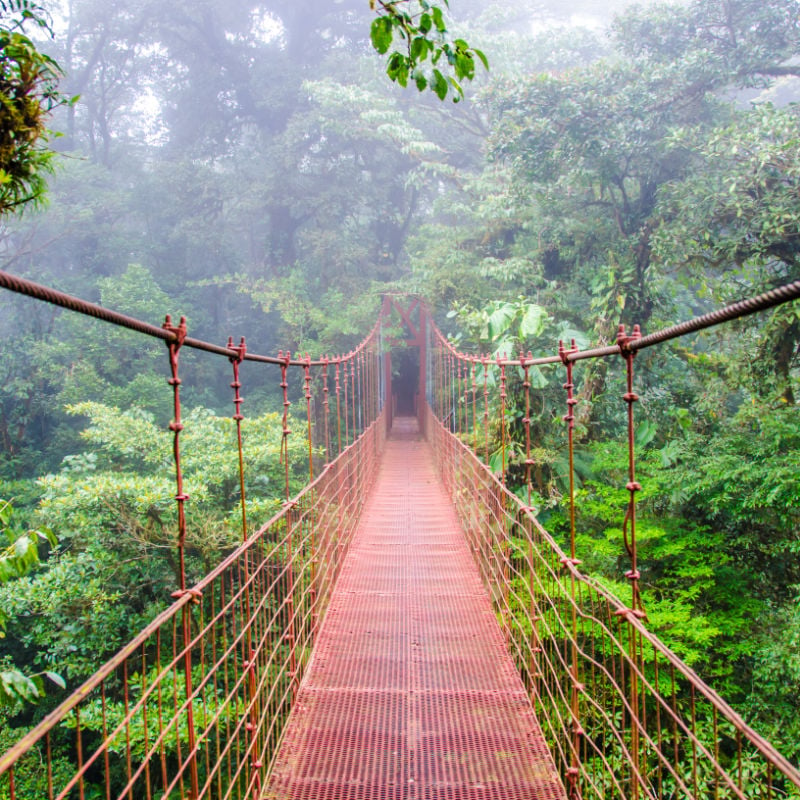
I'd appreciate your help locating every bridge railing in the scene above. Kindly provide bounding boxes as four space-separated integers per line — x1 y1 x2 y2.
1 420 384 799
424 280 800 800
428 409 800 799
0 271 386 800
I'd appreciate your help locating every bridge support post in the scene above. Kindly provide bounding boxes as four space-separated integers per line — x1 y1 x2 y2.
384 349 393 436
163 315 201 800
417 306 427 437
559 339 584 800
617 324 647 800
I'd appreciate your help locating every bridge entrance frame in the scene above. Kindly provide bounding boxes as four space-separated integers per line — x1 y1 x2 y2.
380 294 428 437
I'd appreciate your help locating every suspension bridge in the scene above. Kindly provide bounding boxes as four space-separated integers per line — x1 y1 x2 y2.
1 272 799 800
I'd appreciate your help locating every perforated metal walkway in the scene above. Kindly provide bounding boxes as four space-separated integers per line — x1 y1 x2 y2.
265 417 564 799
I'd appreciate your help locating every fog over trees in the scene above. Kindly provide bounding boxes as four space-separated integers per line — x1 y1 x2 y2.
1 0 799 785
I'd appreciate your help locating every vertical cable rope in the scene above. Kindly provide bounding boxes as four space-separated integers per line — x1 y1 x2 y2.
560 338 583 800
162 314 200 800
228 337 248 541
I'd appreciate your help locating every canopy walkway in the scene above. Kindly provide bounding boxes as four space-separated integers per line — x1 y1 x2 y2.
266 416 562 799
1 272 800 800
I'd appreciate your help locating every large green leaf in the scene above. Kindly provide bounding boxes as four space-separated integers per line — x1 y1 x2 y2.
488 448 504 475
370 16 394 55
486 302 516 339
492 337 515 360
635 419 658 449
519 304 547 338
529 365 549 389
556 323 591 351
431 69 448 101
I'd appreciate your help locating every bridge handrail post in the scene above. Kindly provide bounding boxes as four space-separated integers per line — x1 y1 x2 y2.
350 356 357 446
344 353 351 446
322 356 331 465
162 314 201 800
303 355 321 643
460 355 467 437
520 353 538 703
559 339 584 800
228 336 249 541
470 361 477 450
335 358 343 458
482 354 490 465
617 324 647 800
227 335 264 798
278 352 299 700
498 354 507 488
279 351 292 502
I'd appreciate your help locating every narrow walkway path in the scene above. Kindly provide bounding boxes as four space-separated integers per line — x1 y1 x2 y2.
265 418 564 800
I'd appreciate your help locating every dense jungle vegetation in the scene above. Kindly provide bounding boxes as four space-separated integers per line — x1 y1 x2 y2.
0 0 798 781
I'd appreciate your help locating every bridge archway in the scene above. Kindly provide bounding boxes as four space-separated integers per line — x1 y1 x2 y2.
381 295 427 436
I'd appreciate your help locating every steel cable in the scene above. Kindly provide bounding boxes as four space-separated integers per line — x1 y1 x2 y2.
0 269 380 366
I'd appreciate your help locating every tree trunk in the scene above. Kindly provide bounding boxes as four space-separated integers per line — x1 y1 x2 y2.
773 317 799 405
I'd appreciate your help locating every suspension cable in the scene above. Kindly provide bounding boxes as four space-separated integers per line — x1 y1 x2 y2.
0 269 380 367
431 278 800 365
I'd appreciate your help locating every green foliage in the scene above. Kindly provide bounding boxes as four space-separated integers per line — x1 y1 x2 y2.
442 296 594 500
748 595 800 761
0 263 186 480
0 402 306 684
654 104 800 274
447 297 550 358
0 0 68 213
671 403 800 585
555 443 758 689
545 396 800 713
2 548 135 678
0 497 61 708
488 0 800 341
370 1 488 101
62 664 217 759
43 401 306 545
612 0 800 85
0 720 73 797
0 498 54 583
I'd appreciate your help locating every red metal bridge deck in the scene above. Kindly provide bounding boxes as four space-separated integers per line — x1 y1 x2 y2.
265 417 564 800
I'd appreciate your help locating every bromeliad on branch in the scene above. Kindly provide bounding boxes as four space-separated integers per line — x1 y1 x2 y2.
0 0 72 214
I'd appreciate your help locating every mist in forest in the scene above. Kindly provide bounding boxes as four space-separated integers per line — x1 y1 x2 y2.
0 0 797 403
1 0 797 434
0 0 674 357
1 0 800 770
